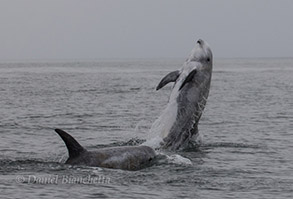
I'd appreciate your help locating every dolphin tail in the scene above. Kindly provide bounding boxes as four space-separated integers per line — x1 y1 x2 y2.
55 129 86 159
156 70 180 90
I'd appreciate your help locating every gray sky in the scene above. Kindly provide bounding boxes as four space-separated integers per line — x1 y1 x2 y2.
0 0 293 60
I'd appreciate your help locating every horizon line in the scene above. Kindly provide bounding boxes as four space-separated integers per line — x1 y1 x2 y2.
0 56 292 64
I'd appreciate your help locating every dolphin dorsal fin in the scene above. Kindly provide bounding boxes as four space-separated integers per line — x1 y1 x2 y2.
156 70 180 90
55 129 86 159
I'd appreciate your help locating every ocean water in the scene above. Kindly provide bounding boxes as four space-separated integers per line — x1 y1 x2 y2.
0 58 292 199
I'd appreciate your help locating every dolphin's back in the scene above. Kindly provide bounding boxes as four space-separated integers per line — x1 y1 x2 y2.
95 146 156 170
55 129 156 170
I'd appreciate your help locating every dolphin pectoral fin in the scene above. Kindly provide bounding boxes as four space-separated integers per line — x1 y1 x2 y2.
179 69 197 90
156 70 180 90
55 129 86 159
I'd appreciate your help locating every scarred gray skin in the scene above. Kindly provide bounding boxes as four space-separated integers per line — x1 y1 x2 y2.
155 39 213 150
55 129 155 170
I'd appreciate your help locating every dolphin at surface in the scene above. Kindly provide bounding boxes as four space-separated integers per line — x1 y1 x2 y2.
55 129 155 170
148 39 213 150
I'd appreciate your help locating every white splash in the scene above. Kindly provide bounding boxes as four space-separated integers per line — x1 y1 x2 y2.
142 100 178 149
141 135 162 149
165 154 193 165
134 120 145 134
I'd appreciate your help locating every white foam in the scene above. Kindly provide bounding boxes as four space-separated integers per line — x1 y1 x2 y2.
146 100 178 142
165 154 193 165
141 136 162 149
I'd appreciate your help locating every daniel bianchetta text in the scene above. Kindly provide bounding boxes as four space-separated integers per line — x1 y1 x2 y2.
16 175 111 184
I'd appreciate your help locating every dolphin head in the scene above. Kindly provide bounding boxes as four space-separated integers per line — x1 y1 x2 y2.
186 39 213 71
172 39 213 100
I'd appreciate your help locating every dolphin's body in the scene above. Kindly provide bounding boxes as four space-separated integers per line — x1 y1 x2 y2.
149 39 213 150
55 129 155 170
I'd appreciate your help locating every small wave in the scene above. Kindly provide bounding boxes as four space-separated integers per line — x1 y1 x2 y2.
201 142 263 149
0 158 65 174
111 138 146 147
90 138 146 149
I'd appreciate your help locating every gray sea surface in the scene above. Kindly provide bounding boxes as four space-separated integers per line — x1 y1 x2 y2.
0 58 292 198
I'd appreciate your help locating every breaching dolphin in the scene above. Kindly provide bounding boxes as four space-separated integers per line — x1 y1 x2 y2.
55 129 155 170
149 39 213 150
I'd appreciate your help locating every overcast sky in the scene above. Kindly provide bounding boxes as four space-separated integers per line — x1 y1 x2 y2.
0 0 292 61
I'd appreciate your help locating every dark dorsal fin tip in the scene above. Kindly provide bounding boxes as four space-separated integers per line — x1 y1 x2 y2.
55 129 86 159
